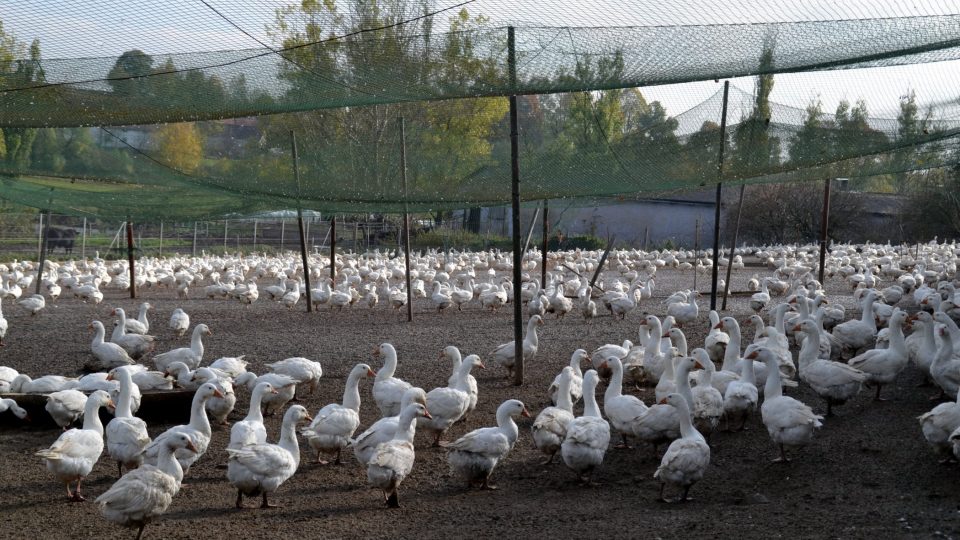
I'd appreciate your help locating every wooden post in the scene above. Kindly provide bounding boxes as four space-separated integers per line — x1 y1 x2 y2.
330 216 337 283
280 219 286 251
192 221 198 256
721 184 746 310
223 220 228 253
818 179 832 284
126 220 136 299
158 221 164 257
643 226 649 251
252 219 258 252
508 26 524 386
36 212 43 259
81 217 87 259
35 210 51 294
291 131 313 313
399 117 413 322
710 80 730 311
694 218 700 292
541 200 549 287
589 235 616 290
522 206 540 254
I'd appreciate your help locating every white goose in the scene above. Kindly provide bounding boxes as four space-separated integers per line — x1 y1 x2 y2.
143 382 223 473
17 293 45 316
105 366 151 476
123 302 151 334
920 388 960 462
153 323 211 373
447 399 530 489
366 403 432 508
227 404 312 509
750 347 823 462
561 370 610 484
353 387 427 466
441 346 479 417
96 433 196 540
11 373 78 393
373 343 413 417
431 282 453 312
704 310 729 363
750 277 771 313
235 372 298 416
723 343 758 432
930 317 960 398
229 382 279 449
88 321 135 372
548 349 587 405
45 389 87 430
419 355 483 446
191 367 236 426
532 366 576 464
303 363 376 464
0 300 7 345
602 356 649 448
267 357 323 397
832 290 879 357
690 349 724 440
847 308 908 401
654 393 710 503
0 398 29 421
110 320 156 360
36 390 113 501
794 320 865 416
492 315 543 379
168 308 190 337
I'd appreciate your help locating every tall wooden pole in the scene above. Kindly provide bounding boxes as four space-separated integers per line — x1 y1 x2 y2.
819 178 832 284
541 200 549 287
399 117 413 322
81 217 87 259
36 210 51 294
223 220 228 252
710 80 730 311
508 26 524 386
36 212 43 259
291 131 312 312
252 219 258 252
721 184 746 310
158 221 164 257
126 220 136 299
330 216 337 283
694 218 700 292
280 219 286 251
192 221 198 256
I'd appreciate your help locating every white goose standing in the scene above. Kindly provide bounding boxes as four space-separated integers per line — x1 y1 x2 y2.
105 366 151 476
492 315 543 379
447 399 530 489
750 347 823 462
532 366 575 464
654 393 710 503
366 403 432 508
561 370 610 484
303 363 376 464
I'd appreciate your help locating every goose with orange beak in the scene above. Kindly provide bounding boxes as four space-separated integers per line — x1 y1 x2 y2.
654 393 709 503
448 399 530 490
367 403 433 508
142 382 224 474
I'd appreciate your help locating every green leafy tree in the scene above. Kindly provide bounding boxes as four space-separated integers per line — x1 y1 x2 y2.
107 49 155 97
731 44 781 178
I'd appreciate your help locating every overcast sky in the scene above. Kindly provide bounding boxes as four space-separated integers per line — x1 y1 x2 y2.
5 0 960 119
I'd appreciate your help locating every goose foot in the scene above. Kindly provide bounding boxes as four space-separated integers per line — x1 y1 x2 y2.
235 490 244 508
872 385 888 401
135 524 146 540
772 444 791 463
929 391 947 402
614 434 632 449
386 492 400 508
260 493 280 509
117 461 123 478
480 479 498 490
938 457 957 465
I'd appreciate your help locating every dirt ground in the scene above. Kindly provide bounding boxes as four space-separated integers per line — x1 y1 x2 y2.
0 264 958 539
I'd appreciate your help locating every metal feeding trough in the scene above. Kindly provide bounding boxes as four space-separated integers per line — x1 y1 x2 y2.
0 389 195 429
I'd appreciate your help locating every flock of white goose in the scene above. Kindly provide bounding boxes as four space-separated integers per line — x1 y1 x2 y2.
1 240 959 538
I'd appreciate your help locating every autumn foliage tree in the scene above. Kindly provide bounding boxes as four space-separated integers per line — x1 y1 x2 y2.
155 123 204 173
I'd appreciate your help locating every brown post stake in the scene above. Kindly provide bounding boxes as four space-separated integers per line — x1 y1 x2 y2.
694 218 700 292
223 219 228 253
35 209 52 294
330 216 337 283
589 235 616 290
541 200 549 287
126 220 136 299
710 80 730 310
192 221 198 256
643 226 649 251
158 221 164 257
721 184 746 310
290 131 313 313
399 117 413 322
81 217 87 259
818 178 832 284
508 26 524 386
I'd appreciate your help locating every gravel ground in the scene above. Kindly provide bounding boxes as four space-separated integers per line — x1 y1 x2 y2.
0 264 958 539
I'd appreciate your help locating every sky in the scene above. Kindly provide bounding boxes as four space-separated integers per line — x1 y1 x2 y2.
5 0 960 120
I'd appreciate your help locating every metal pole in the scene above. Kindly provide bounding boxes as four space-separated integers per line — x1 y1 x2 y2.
818 178 832 284
280 219 286 251
353 222 359 254
508 26 524 387
192 221 198 256
522 206 540 254
252 219 258 252
589 235 616 290
721 184 746 310
330 216 337 283
158 221 164 257
36 210 51 294
710 80 730 310
694 218 700 292
291 132 313 313
541 200 549 287
399 117 413 322
81 217 87 259
126 220 136 299
36 212 43 259
643 226 649 251
223 220 228 252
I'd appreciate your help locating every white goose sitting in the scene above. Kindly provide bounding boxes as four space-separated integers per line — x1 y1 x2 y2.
36 390 113 501
123 302 151 334
227 404 312 509
96 433 197 540
110 320 156 361
654 393 710 503
267 357 323 397
794 320 865 416
210 356 248 378
11 373 78 393
561 370 610 484
704 310 729 363
229 382 279 449
750 347 823 462
847 308 909 401
0 365 17 391
690 349 724 440
45 389 88 430
88 321 135 372
132 369 174 391
533 367 576 464
492 315 543 379
353 387 427 466
447 399 530 490
303 363 376 464
373 343 413 417
832 290 879 357
366 402 432 508
168 308 190 337
0 398 29 421
919 389 960 462
591 339 632 381
548 349 587 405
153 324 211 373
143 383 223 474
441 346 479 417
235 372 298 416
928 325 960 399
105 366 151 476
419 355 483 446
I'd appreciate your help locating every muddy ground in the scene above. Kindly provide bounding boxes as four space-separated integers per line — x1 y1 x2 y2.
0 265 957 539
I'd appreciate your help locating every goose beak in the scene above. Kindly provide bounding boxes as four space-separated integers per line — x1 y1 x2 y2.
537 319 544 326
422 408 433 420
107 399 116 409
205 329 213 336
106 373 115 381
792 324 801 331
694 361 704 370
600 361 609 369
213 388 225 398
271 388 280 394
658 397 668 405
186 439 199 453
304 414 314 423
521 407 531 418
713 322 723 329
110 309 117 315
190 375 197 382
477 361 486 370
23 414 31 422
746 350 759 360
367 367 377 377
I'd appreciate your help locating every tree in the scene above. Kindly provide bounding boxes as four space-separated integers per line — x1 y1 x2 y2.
107 49 155 97
788 98 832 166
731 44 781 178
155 123 204 173
889 90 936 193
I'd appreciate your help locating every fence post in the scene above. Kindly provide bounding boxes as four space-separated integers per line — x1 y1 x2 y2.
81 217 87 259
36 210 51 294
223 220 228 253
126 220 136 299
253 219 258 252
159 221 164 257
192 221 198 256
36 212 44 259
710 80 730 311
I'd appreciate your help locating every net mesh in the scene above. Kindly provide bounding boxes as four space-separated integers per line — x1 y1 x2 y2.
0 1 959 218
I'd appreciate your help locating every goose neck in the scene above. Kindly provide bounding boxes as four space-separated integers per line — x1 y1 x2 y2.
115 372 134 418
555 376 574 413
763 358 782 399
245 386 267 423
377 349 398 381
584 383 602 418
278 417 301 463
157 444 185 484
189 391 213 435
605 363 624 403
82 398 106 435
342 371 364 411
797 329 820 370
394 408 420 443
